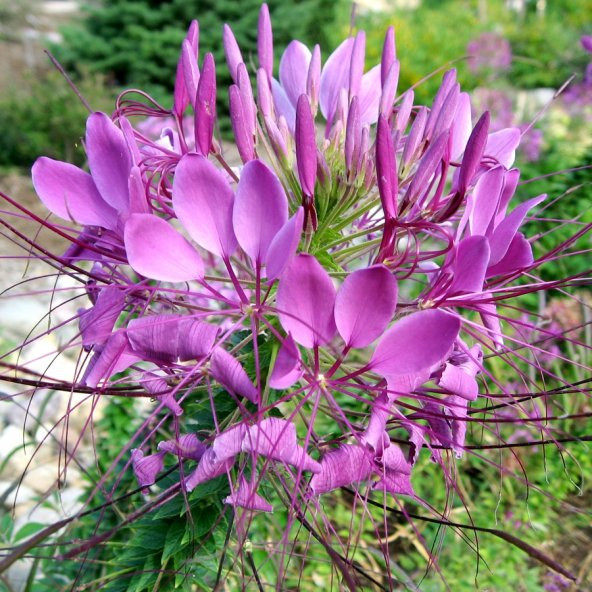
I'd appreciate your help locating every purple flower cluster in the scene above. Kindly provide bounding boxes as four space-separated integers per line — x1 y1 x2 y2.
26 7 556 520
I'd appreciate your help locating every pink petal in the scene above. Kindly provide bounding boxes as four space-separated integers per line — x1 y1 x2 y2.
438 364 479 401
158 433 205 461
131 449 165 489
450 92 472 161
185 448 233 492
361 392 391 452
225 476 273 512
257 3 273 77
127 314 217 362
210 348 258 403
487 232 533 276
223 24 243 82
310 444 373 494
229 84 255 163
242 418 320 473
31 157 118 229
295 94 317 197
494 168 521 225
83 332 141 388
195 52 217 156
468 166 505 236
371 310 460 376
276 254 337 348
279 40 312 107
233 159 288 264
86 112 132 213
79 286 126 348
212 423 248 462
358 64 382 125
142 372 183 416
265 207 304 281
488 194 545 265
485 127 521 168
128 166 150 216
269 333 303 389
271 78 296 131
319 37 354 122
182 39 200 108
173 153 237 258
335 265 398 348
449 235 490 294
478 293 504 349
124 213 204 282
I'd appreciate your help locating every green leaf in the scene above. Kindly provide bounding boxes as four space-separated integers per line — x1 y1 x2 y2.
13 522 46 542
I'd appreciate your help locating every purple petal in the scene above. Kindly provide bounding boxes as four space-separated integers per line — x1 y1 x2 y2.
345 96 361 172
386 369 431 398
124 213 204 282
361 392 391 452
485 127 521 168
402 106 427 167
269 333 303 389
494 168 521 225
128 166 150 215
257 3 273 77
295 94 317 196
432 83 460 140
319 37 354 122
438 364 478 401
487 232 533 277
381 26 396 86
358 64 382 125
242 418 320 473
86 112 132 213
379 61 400 117
335 265 398 348
31 157 118 229
213 423 248 461
79 286 126 348
468 165 505 236
450 92 472 161
131 449 165 489
449 235 490 294
210 348 258 403
234 159 288 264
159 433 205 461
225 476 273 512
458 111 490 194
173 153 237 258
237 63 256 134
223 24 243 82
173 20 199 116
488 194 545 265
182 39 200 108
142 372 183 416
127 314 217 362
307 44 321 109
310 444 373 494
83 332 141 388
581 35 592 53
229 84 255 163
266 207 304 281
349 31 366 99
425 69 457 139
276 254 337 348
376 114 398 219
371 310 460 376
406 130 449 203
271 78 296 131
185 448 233 491
374 444 414 496
195 52 217 156
279 40 312 107
394 89 414 133
257 68 273 117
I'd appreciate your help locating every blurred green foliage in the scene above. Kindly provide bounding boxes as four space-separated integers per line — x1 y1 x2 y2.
0 70 114 168
360 0 592 105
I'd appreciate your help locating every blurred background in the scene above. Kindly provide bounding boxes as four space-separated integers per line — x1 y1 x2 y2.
0 1 591 590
